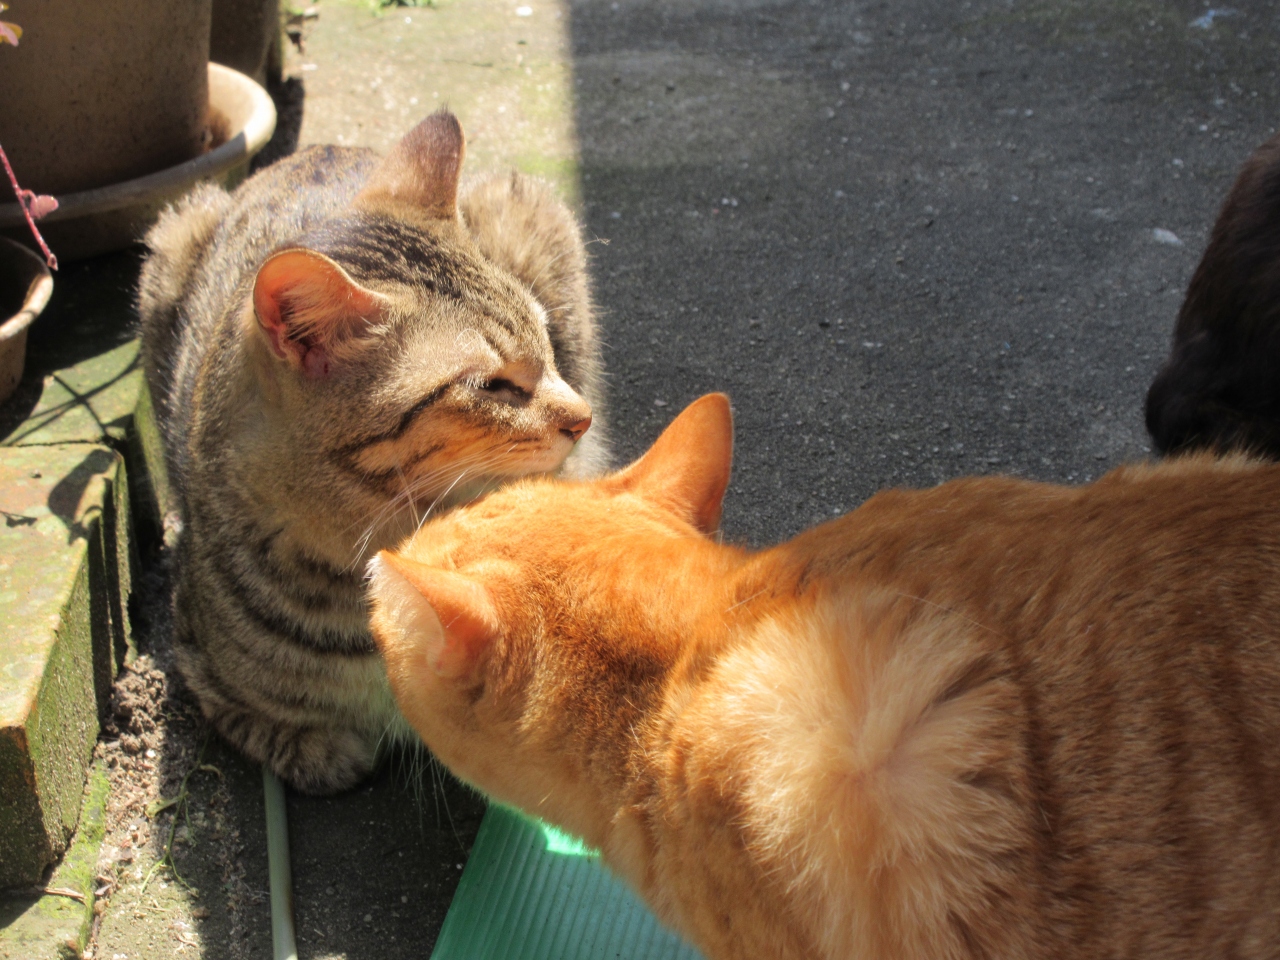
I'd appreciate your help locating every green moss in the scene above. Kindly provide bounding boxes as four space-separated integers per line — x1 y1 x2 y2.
0 448 123 887
0 763 109 960
130 379 173 526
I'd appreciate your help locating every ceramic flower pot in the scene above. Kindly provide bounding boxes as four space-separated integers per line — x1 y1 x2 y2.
0 63 277 261
0 236 53 405
0 0 214 197
212 0 283 87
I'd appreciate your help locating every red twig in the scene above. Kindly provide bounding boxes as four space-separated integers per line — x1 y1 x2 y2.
0 143 57 270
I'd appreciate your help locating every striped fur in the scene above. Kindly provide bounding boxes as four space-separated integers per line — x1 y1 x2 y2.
372 396 1280 960
138 111 607 793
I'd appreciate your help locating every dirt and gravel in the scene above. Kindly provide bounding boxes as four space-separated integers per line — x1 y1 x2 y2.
86 559 274 960
85 544 485 960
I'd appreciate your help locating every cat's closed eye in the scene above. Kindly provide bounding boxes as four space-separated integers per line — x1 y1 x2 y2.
477 378 532 404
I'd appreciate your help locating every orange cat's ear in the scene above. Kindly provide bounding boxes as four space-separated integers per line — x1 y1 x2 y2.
375 551 500 681
253 249 390 379
609 393 734 535
355 110 465 219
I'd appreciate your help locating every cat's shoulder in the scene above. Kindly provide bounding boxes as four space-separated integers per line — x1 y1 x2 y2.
141 145 380 285
1101 450 1270 483
460 171 582 245
458 170 591 308
1090 451 1280 516
230 144 381 208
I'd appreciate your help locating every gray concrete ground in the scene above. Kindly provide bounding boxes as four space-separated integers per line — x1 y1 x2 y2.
68 0 1280 958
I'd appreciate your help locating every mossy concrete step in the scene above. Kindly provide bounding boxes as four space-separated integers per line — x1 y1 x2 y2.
0 445 131 889
0 764 108 960
0 253 145 892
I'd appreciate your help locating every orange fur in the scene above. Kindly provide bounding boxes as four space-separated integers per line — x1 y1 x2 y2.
371 395 1280 959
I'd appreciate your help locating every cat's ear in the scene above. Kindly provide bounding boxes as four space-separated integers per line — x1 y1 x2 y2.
609 393 734 535
374 551 500 681
252 248 390 378
355 110 465 219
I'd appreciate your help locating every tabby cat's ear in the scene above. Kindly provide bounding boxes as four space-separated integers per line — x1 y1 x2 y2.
252 248 390 379
609 393 734 535
375 552 500 681
355 110 465 219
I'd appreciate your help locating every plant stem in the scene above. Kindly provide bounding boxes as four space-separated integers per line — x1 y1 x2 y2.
0 143 57 269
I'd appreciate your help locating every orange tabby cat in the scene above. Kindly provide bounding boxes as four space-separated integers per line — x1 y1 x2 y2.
369 394 1280 960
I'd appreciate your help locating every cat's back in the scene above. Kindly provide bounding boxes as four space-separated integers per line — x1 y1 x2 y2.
194 145 380 287
794 453 1280 608
688 455 1280 959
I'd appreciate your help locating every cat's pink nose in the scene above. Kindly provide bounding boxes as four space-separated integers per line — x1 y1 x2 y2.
560 415 591 442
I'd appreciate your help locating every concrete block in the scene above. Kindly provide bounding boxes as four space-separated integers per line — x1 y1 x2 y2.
4 341 140 448
0 763 108 960
128 378 173 535
0 446 129 888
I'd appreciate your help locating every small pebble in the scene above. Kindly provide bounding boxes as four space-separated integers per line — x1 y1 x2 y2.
1152 228 1184 246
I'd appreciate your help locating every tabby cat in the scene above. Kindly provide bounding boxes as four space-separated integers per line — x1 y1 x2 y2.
1147 129 1280 458
138 110 607 793
371 394 1280 960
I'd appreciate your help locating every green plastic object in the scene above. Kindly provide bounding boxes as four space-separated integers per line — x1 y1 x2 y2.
263 768 298 960
431 805 705 960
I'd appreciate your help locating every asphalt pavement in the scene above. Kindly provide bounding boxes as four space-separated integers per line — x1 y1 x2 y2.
572 0 1280 545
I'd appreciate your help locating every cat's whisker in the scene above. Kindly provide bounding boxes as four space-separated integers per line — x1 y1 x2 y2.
396 461 422 531
522 248 572 298
725 589 768 614
347 449 514 569
421 465 485 526
431 753 463 845
453 326 488 353
425 750 440 829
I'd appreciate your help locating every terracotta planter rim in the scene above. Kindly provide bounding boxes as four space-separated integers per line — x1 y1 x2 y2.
0 236 53 346
0 63 276 229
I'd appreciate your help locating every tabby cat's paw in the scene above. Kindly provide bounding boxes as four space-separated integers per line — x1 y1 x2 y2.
265 724 380 795
213 708 380 795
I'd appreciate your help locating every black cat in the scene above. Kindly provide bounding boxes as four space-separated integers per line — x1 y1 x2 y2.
1146 132 1280 459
